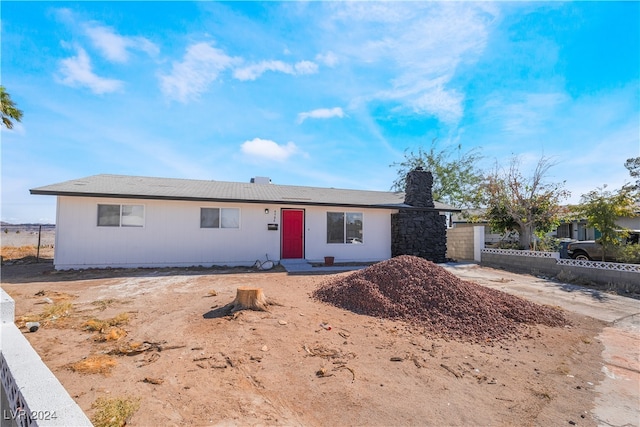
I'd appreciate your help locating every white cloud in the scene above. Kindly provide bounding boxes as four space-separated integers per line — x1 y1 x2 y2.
83 23 159 63
57 47 123 94
326 3 498 124
53 9 159 63
52 7 76 26
379 76 464 124
159 42 237 103
240 138 298 162
297 107 345 124
315 51 339 67
484 92 569 136
233 60 289 81
472 83 640 204
233 59 318 81
294 60 318 75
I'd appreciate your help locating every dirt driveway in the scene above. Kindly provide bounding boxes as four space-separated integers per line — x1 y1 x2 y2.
0 260 628 426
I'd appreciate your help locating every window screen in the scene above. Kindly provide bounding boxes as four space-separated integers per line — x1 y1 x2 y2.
201 208 240 229
327 212 345 243
345 212 363 244
121 205 144 227
97 204 121 227
98 204 144 227
200 208 220 228
221 208 239 228
327 212 363 244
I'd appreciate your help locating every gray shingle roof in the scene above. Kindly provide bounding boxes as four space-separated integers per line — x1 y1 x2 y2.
30 174 458 211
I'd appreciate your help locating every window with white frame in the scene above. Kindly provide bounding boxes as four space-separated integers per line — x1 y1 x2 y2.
97 204 144 227
200 208 240 229
327 212 363 244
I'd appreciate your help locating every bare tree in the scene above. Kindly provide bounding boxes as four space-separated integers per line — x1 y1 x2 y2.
483 156 570 249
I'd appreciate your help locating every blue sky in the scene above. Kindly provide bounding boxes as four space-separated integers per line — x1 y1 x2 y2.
2 1 639 224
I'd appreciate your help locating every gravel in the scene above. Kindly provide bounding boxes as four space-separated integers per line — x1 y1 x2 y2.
312 255 567 342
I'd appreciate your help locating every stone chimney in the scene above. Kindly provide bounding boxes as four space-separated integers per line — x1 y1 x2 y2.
391 168 447 263
403 167 435 208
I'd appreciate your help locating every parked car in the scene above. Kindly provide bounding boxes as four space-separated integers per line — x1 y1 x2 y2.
566 231 640 262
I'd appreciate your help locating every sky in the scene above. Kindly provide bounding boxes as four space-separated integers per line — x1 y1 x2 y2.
1 1 639 224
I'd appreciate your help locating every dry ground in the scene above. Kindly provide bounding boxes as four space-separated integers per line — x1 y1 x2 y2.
0 227 55 261
1 255 607 427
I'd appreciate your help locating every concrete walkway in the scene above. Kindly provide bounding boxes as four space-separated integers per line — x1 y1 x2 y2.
442 262 640 427
279 259 367 275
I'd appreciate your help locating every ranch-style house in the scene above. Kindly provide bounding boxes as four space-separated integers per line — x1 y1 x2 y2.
30 172 456 270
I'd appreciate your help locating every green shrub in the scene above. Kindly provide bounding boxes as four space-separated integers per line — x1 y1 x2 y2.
535 235 561 252
494 241 521 250
617 244 640 264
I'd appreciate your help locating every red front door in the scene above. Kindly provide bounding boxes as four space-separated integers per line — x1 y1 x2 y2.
282 209 304 259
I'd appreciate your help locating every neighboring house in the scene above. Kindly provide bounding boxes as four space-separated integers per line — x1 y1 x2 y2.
451 205 640 244
555 206 640 241
30 174 456 270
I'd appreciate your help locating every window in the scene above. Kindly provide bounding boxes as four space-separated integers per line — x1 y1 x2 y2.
97 204 144 227
200 208 220 228
121 205 145 227
97 205 120 227
556 223 571 239
327 212 363 244
200 208 240 229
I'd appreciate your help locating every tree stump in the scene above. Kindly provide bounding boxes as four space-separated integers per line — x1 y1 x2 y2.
229 287 270 312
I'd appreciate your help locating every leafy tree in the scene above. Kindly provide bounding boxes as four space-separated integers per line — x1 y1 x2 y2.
391 140 484 208
0 86 23 129
572 185 637 261
482 156 570 250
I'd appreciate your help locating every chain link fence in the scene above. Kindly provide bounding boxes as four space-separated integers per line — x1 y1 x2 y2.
0 225 55 262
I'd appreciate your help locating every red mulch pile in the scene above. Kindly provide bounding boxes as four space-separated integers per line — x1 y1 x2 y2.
312 255 567 342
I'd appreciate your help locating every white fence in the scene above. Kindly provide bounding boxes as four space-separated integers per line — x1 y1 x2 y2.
481 248 560 259
480 249 640 292
0 289 91 426
482 248 640 272
556 258 640 273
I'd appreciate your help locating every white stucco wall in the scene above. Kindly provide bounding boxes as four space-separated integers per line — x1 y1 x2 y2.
616 216 640 231
302 206 394 263
54 196 395 269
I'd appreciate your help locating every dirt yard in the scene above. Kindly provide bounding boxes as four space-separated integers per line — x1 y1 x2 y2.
1 254 608 427
0 225 55 262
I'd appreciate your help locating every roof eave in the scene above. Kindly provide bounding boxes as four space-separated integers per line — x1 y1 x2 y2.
30 189 408 210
